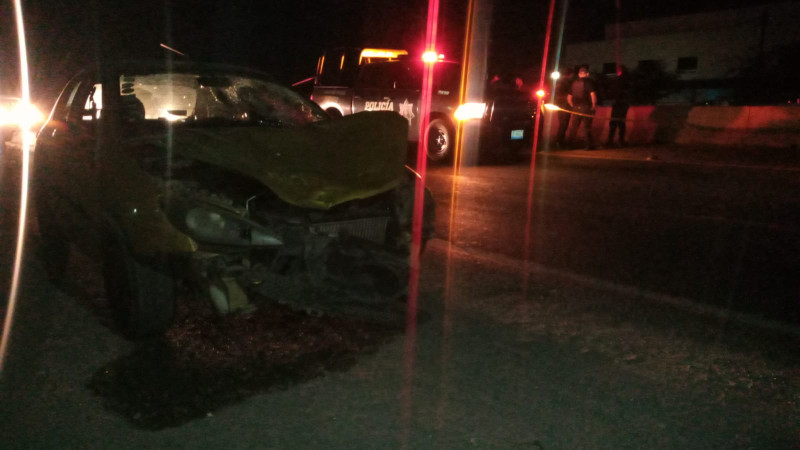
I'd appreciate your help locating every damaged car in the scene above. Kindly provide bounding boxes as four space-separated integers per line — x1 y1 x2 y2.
33 61 434 338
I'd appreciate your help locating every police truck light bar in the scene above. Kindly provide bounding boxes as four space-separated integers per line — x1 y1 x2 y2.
360 48 408 59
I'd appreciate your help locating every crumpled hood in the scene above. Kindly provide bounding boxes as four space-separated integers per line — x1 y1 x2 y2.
163 111 408 210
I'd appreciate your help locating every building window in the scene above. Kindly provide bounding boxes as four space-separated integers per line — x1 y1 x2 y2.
602 62 617 75
637 59 663 72
677 56 698 72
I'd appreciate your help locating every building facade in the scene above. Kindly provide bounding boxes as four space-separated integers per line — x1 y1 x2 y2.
563 2 800 104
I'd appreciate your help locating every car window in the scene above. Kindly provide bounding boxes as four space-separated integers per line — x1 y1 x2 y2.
394 63 419 90
434 63 460 92
355 63 395 89
47 80 82 121
82 83 103 121
65 78 102 127
118 73 326 128
356 61 457 92
64 82 83 112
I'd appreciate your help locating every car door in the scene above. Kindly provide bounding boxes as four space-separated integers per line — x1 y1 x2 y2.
353 62 422 141
392 62 422 141
352 62 396 116
35 73 104 250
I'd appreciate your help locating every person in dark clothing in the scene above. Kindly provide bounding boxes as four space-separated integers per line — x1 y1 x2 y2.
567 64 597 149
606 65 631 148
553 67 574 149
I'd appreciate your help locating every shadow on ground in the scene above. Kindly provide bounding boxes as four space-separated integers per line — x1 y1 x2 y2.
88 299 400 430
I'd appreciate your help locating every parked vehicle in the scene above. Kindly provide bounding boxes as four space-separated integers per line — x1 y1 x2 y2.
34 60 434 338
311 47 535 162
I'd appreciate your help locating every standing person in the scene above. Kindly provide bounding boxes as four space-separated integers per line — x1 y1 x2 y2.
606 65 631 148
567 64 597 149
553 67 574 149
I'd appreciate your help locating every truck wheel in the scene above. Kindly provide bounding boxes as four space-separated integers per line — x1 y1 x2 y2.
426 119 454 163
102 230 175 339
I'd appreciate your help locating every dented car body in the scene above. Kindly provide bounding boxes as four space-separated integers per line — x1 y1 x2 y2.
34 61 433 337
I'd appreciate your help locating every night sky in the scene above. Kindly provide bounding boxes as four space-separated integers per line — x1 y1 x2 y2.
0 0 787 105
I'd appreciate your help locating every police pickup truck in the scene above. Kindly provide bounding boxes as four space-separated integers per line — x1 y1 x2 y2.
310 47 535 162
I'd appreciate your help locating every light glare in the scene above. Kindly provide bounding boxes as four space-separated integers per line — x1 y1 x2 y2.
551 71 561 80
0 101 43 130
1 0 34 373
422 51 439 63
361 48 407 59
453 102 486 121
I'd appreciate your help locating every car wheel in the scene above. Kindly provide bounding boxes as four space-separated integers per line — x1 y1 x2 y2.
102 230 176 339
426 118 454 163
35 206 70 285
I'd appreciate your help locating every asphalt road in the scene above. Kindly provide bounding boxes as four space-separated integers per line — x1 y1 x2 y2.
1 143 799 448
425 149 800 323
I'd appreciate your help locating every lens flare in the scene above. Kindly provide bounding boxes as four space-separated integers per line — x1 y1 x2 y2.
453 102 486 121
437 0 479 434
0 101 43 129
523 0 557 297
549 0 570 105
422 50 439 63
1 0 35 373
404 0 440 446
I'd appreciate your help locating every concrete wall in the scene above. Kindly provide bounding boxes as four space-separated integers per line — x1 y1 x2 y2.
675 106 800 148
565 2 800 87
542 105 800 149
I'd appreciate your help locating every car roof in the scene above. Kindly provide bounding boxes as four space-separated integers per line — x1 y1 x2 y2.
78 60 277 82
364 59 459 68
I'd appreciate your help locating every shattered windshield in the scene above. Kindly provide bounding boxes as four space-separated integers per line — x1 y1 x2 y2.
118 73 327 127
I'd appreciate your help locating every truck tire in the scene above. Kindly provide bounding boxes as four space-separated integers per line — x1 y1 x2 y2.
102 229 175 339
426 118 454 163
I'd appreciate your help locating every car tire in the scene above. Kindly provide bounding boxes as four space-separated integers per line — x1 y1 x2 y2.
425 118 454 163
102 229 176 339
